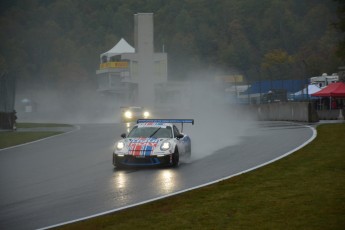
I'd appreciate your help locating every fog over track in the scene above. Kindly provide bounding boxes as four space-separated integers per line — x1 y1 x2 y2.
4 74 314 229
0 120 315 230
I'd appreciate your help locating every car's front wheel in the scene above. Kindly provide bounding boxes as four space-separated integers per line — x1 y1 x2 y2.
113 155 122 169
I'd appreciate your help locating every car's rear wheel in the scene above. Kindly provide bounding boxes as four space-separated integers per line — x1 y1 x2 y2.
186 145 191 161
171 148 179 167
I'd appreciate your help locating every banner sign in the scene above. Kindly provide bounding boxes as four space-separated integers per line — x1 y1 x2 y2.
223 75 244 83
100 62 129 69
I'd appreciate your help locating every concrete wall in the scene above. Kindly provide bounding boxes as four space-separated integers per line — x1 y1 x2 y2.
254 102 319 122
317 109 345 120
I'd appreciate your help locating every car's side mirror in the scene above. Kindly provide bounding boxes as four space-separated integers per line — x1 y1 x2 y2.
121 133 126 138
176 134 184 139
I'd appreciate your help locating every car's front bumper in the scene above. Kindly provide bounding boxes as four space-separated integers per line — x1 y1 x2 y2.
113 154 172 166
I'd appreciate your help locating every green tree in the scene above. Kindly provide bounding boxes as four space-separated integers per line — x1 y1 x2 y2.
334 0 345 61
261 49 294 80
0 0 342 89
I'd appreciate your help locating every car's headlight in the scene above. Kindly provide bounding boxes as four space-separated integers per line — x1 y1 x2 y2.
143 111 150 118
116 141 125 150
160 141 171 151
124 111 132 119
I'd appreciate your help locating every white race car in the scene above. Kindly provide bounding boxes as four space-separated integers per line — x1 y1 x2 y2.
113 119 194 168
120 106 150 123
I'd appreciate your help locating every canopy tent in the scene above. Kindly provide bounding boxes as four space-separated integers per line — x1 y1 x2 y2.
294 84 321 95
289 84 321 100
100 38 135 60
311 82 345 97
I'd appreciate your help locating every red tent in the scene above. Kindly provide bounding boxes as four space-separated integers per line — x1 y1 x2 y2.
311 82 345 97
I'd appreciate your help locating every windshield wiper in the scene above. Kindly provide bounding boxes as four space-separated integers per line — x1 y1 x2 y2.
149 128 161 138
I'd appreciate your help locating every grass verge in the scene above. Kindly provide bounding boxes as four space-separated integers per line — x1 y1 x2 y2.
16 123 71 128
56 123 345 230
0 132 62 149
0 123 70 149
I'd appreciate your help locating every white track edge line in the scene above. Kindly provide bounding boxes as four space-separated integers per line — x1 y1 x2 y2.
0 125 81 151
39 123 317 230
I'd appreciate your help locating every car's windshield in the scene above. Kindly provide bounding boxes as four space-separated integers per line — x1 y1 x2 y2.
130 107 143 112
128 126 172 138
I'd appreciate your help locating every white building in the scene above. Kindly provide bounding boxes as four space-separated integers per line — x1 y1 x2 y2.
310 73 339 88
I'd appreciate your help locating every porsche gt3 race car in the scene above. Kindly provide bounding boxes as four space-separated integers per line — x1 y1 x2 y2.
113 119 194 168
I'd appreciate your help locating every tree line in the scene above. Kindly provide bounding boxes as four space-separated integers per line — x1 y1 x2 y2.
0 0 344 92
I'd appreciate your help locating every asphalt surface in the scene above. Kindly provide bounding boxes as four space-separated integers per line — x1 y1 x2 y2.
0 121 315 230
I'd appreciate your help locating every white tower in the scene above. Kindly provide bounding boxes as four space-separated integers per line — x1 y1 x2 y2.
131 13 167 108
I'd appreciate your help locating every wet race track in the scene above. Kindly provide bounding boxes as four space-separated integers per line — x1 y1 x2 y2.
0 121 315 230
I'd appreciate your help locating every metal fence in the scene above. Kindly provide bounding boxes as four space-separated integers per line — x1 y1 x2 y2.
242 79 309 104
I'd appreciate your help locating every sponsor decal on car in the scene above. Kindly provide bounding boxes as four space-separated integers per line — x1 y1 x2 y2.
129 138 159 143
137 123 166 128
128 138 159 156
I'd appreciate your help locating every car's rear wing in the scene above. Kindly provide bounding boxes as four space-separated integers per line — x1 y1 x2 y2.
137 119 194 132
137 119 194 125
